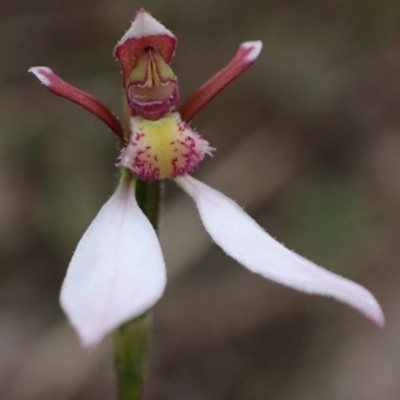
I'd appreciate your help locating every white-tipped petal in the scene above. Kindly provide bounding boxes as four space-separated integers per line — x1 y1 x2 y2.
178 40 263 122
177 175 385 327
60 182 166 349
29 67 124 138
241 41 263 62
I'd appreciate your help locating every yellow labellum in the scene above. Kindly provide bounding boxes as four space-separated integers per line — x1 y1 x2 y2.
120 112 210 180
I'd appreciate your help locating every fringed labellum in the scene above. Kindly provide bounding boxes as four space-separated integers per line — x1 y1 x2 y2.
119 112 211 180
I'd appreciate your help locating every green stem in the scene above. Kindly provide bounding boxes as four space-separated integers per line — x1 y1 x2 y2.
135 179 163 230
113 315 151 400
113 177 163 400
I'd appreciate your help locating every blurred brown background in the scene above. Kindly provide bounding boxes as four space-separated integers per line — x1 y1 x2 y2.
1 0 400 399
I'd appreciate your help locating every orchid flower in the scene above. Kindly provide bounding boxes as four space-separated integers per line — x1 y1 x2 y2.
29 10 384 350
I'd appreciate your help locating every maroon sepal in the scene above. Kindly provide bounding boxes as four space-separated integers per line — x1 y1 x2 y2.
114 10 176 85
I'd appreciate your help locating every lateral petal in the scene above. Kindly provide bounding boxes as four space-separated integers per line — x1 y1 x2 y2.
60 181 166 349
178 41 262 122
177 175 384 327
29 66 124 138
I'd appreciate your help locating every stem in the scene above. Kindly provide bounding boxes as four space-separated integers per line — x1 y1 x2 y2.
113 315 151 400
113 177 163 400
135 179 163 230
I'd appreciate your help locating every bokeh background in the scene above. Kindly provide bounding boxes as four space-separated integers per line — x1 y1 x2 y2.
1 0 400 399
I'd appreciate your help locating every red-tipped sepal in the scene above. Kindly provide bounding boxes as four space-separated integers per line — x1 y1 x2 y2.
29 67 124 139
179 41 262 123
114 9 177 85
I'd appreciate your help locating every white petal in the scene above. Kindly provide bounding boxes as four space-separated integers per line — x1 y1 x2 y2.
60 182 166 349
177 175 384 327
